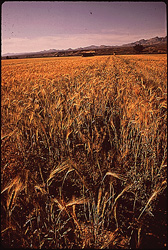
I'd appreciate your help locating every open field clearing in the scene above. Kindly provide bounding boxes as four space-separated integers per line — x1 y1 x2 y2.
1 54 167 248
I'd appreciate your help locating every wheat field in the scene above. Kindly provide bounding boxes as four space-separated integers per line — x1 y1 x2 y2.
1 54 167 248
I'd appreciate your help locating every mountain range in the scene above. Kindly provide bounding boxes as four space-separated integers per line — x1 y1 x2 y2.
3 36 167 57
122 36 167 47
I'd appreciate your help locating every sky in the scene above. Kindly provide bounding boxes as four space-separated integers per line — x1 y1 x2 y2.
1 1 167 55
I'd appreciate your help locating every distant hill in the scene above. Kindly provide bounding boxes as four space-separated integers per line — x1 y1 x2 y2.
2 35 167 58
123 36 167 47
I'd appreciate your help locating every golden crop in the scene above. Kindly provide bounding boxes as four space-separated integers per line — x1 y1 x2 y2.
1 54 167 248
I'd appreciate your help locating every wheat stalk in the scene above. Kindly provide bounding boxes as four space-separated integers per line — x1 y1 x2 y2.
102 171 126 183
138 181 167 220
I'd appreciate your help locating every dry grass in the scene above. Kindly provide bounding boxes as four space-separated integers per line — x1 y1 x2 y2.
1 54 167 248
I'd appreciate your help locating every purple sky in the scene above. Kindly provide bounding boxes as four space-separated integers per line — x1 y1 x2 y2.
2 1 167 54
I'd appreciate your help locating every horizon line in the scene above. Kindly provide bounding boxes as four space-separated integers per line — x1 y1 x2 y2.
2 34 167 56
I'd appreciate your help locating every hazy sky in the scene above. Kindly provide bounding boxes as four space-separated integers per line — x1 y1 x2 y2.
2 1 167 54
